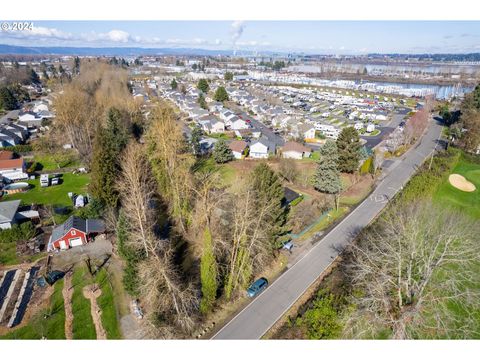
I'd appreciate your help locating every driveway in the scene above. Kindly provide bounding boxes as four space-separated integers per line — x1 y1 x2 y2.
50 235 112 270
212 117 443 339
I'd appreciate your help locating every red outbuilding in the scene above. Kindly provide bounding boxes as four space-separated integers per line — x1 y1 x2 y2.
47 216 105 251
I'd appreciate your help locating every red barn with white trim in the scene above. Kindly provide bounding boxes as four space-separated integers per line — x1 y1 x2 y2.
47 216 105 251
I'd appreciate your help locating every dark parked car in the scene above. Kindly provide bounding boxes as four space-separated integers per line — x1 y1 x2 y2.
247 277 269 298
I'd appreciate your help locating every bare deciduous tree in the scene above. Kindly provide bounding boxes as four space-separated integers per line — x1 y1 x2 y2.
223 186 276 299
344 202 480 339
117 142 196 335
147 104 195 235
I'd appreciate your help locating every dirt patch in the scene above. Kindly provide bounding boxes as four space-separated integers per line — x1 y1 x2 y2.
62 273 74 340
449 174 476 192
82 284 106 340
341 175 374 202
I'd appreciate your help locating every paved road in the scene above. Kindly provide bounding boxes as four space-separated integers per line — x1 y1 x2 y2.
213 117 444 340
360 110 406 148
236 110 285 147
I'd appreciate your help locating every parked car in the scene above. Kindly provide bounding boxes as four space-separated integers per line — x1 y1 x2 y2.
246 277 269 298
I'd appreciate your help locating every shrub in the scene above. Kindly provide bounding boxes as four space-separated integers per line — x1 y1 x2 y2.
0 222 36 243
3 145 33 153
398 148 460 204
295 290 343 339
359 157 373 175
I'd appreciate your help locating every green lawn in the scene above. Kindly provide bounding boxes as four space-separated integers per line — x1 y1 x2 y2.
95 268 122 339
71 265 97 339
433 155 480 219
32 152 81 172
1 173 90 207
0 243 46 266
0 279 66 339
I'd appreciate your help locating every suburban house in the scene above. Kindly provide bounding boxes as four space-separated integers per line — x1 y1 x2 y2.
18 111 43 124
230 117 249 130
0 128 22 147
0 200 39 230
298 123 316 140
249 139 270 159
207 119 226 134
198 115 225 134
229 140 248 159
47 216 106 251
281 141 312 159
0 154 27 181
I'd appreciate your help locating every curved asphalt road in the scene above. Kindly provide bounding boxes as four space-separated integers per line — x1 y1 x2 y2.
212 117 444 340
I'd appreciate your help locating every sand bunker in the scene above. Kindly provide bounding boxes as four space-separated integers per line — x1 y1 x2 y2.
449 174 476 192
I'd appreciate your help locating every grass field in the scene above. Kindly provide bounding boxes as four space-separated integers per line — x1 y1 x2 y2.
1 173 90 207
426 153 480 338
0 245 46 266
71 265 97 339
95 268 122 339
32 152 81 172
0 279 66 340
433 155 480 218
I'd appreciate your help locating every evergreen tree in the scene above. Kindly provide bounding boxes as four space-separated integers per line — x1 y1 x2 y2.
117 210 144 296
214 86 229 102
224 71 234 81
73 56 81 75
314 140 342 209
28 68 41 85
0 87 17 110
90 108 129 208
251 162 287 245
197 78 209 93
171 78 178 90
192 63 198 71
212 139 234 163
198 93 208 110
190 126 203 156
336 127 361 173
200 228 218 314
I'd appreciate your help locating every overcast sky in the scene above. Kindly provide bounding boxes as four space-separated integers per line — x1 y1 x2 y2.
1 21 480 54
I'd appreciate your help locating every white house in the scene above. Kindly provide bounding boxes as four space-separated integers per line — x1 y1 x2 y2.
230 118 249 130
298 124 316 140
366 123 376 133
354 122 364 131
249 140 269 159
229 140 248 159
282 141 311 160
32 102 49 113
315 123 340 140
209 120 225 134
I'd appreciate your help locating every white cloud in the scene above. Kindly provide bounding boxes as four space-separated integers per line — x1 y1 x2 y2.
0 26 73 40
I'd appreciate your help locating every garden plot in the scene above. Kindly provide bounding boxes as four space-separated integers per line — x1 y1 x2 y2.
0 266 40 328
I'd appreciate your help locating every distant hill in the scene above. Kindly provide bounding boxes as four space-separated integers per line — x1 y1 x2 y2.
0 44 238 56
